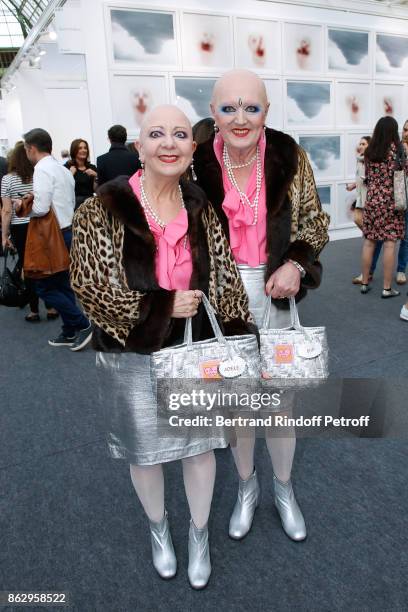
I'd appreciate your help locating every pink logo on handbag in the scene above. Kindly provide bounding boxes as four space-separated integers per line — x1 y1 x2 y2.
200 359 222 379
275 344 294 364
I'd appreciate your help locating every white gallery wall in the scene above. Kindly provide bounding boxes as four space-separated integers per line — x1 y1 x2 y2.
3 0 408 238
2 36 92 162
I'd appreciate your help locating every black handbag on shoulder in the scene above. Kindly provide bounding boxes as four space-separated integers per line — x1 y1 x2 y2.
0 248 31 307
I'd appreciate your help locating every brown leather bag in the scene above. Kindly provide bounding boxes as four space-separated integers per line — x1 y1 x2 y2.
19 195 70 279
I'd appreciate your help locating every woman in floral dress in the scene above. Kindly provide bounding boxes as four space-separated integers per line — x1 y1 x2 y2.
361 116 406 298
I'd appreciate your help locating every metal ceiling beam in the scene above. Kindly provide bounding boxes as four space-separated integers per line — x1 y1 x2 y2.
1 0 66 84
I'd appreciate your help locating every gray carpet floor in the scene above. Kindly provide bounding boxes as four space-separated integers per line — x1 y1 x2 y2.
1 237 407 612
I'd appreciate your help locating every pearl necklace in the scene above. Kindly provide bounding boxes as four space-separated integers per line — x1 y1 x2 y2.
140 175 188 248
228 152 257 169
223 144 262 226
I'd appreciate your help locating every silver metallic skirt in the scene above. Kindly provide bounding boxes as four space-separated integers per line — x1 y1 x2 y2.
237 264 291 329
96 351 229 465
237 264 294 413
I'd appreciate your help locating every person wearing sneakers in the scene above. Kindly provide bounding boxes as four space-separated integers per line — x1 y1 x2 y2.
360 117 406 298
349 135 383 286
396 119 408 286
21 128 93 351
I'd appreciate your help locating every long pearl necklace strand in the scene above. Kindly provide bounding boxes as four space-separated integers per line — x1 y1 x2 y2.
223 144 262 226
140 175 188 248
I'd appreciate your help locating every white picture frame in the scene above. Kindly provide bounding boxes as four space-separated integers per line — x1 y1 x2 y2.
234 18 280 73
264 79 283 129
374 82 406 129
171 75 217 124
327 28 370 76
376 33 408 79
107 6 179 69
283 22 324 74
181 11 233 72
285 80 333 128
336 182 356 227
110 72 169 137
316 184 335 228
335 81 371 128
298 133 343 180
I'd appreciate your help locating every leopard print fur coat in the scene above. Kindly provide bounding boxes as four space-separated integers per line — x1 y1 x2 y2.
70 177 255 353
193 128 330 307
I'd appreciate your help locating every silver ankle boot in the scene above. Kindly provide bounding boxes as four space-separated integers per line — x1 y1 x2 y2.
188 519 211 589
149 511 177 579
229 469 260 540
273 475 306 541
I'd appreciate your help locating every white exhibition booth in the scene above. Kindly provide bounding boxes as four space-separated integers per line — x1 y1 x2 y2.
1 0 408 239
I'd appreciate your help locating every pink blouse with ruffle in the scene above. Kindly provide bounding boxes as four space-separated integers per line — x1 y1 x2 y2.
213 134 267 266
129 171 192 290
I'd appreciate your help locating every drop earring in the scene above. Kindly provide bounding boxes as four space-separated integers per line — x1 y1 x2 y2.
190 161 197 182
140 160 145 178
214 124 219 133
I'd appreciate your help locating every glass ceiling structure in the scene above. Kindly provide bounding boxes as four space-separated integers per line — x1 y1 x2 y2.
1 1 50 43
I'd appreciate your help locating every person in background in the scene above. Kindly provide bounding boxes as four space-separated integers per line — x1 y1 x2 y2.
96 125 140 186
349 136 382 285
19 128 92 350
360 116 406 297
1 141 58 322
0 153 9 255
65 139 97 210
395 119 408 285
0 154 7 191
60 149 70 164
192 118 215 146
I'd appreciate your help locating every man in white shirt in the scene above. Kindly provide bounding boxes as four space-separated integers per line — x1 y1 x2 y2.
23 128 92 351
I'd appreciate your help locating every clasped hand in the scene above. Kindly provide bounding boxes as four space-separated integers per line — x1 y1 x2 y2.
265 261 301 299
171 290 202 318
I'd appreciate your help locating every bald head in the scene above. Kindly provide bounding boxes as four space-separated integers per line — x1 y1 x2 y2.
139 104 192 141
211 70 268 107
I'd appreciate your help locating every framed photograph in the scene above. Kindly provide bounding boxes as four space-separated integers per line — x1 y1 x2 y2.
283 23 324 74
286 81 332 127
181 12 233 70
110 74 169 136
374 82 405 129
337 182 355 227
376 33 408 78
108 8 178 67
264 79 283 129
172 76 216 124
316 184 334 227
335 81 371 128
234 18 280 72
298 134 343 179
327 28 370 75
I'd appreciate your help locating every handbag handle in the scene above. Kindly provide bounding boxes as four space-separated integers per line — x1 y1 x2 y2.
183 293 230 351
262 296 302 331
2 247 15 270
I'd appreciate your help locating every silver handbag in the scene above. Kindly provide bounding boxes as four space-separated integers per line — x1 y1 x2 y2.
394 147 408 212
152 294 260 380
394 170 408 211
260 296 329 388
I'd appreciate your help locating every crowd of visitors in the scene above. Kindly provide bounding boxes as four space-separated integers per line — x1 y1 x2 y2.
0 124 142 347
348 117 408 318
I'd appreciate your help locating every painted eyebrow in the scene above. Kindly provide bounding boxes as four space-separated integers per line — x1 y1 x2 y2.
218 102 262 107
148 125 190 130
